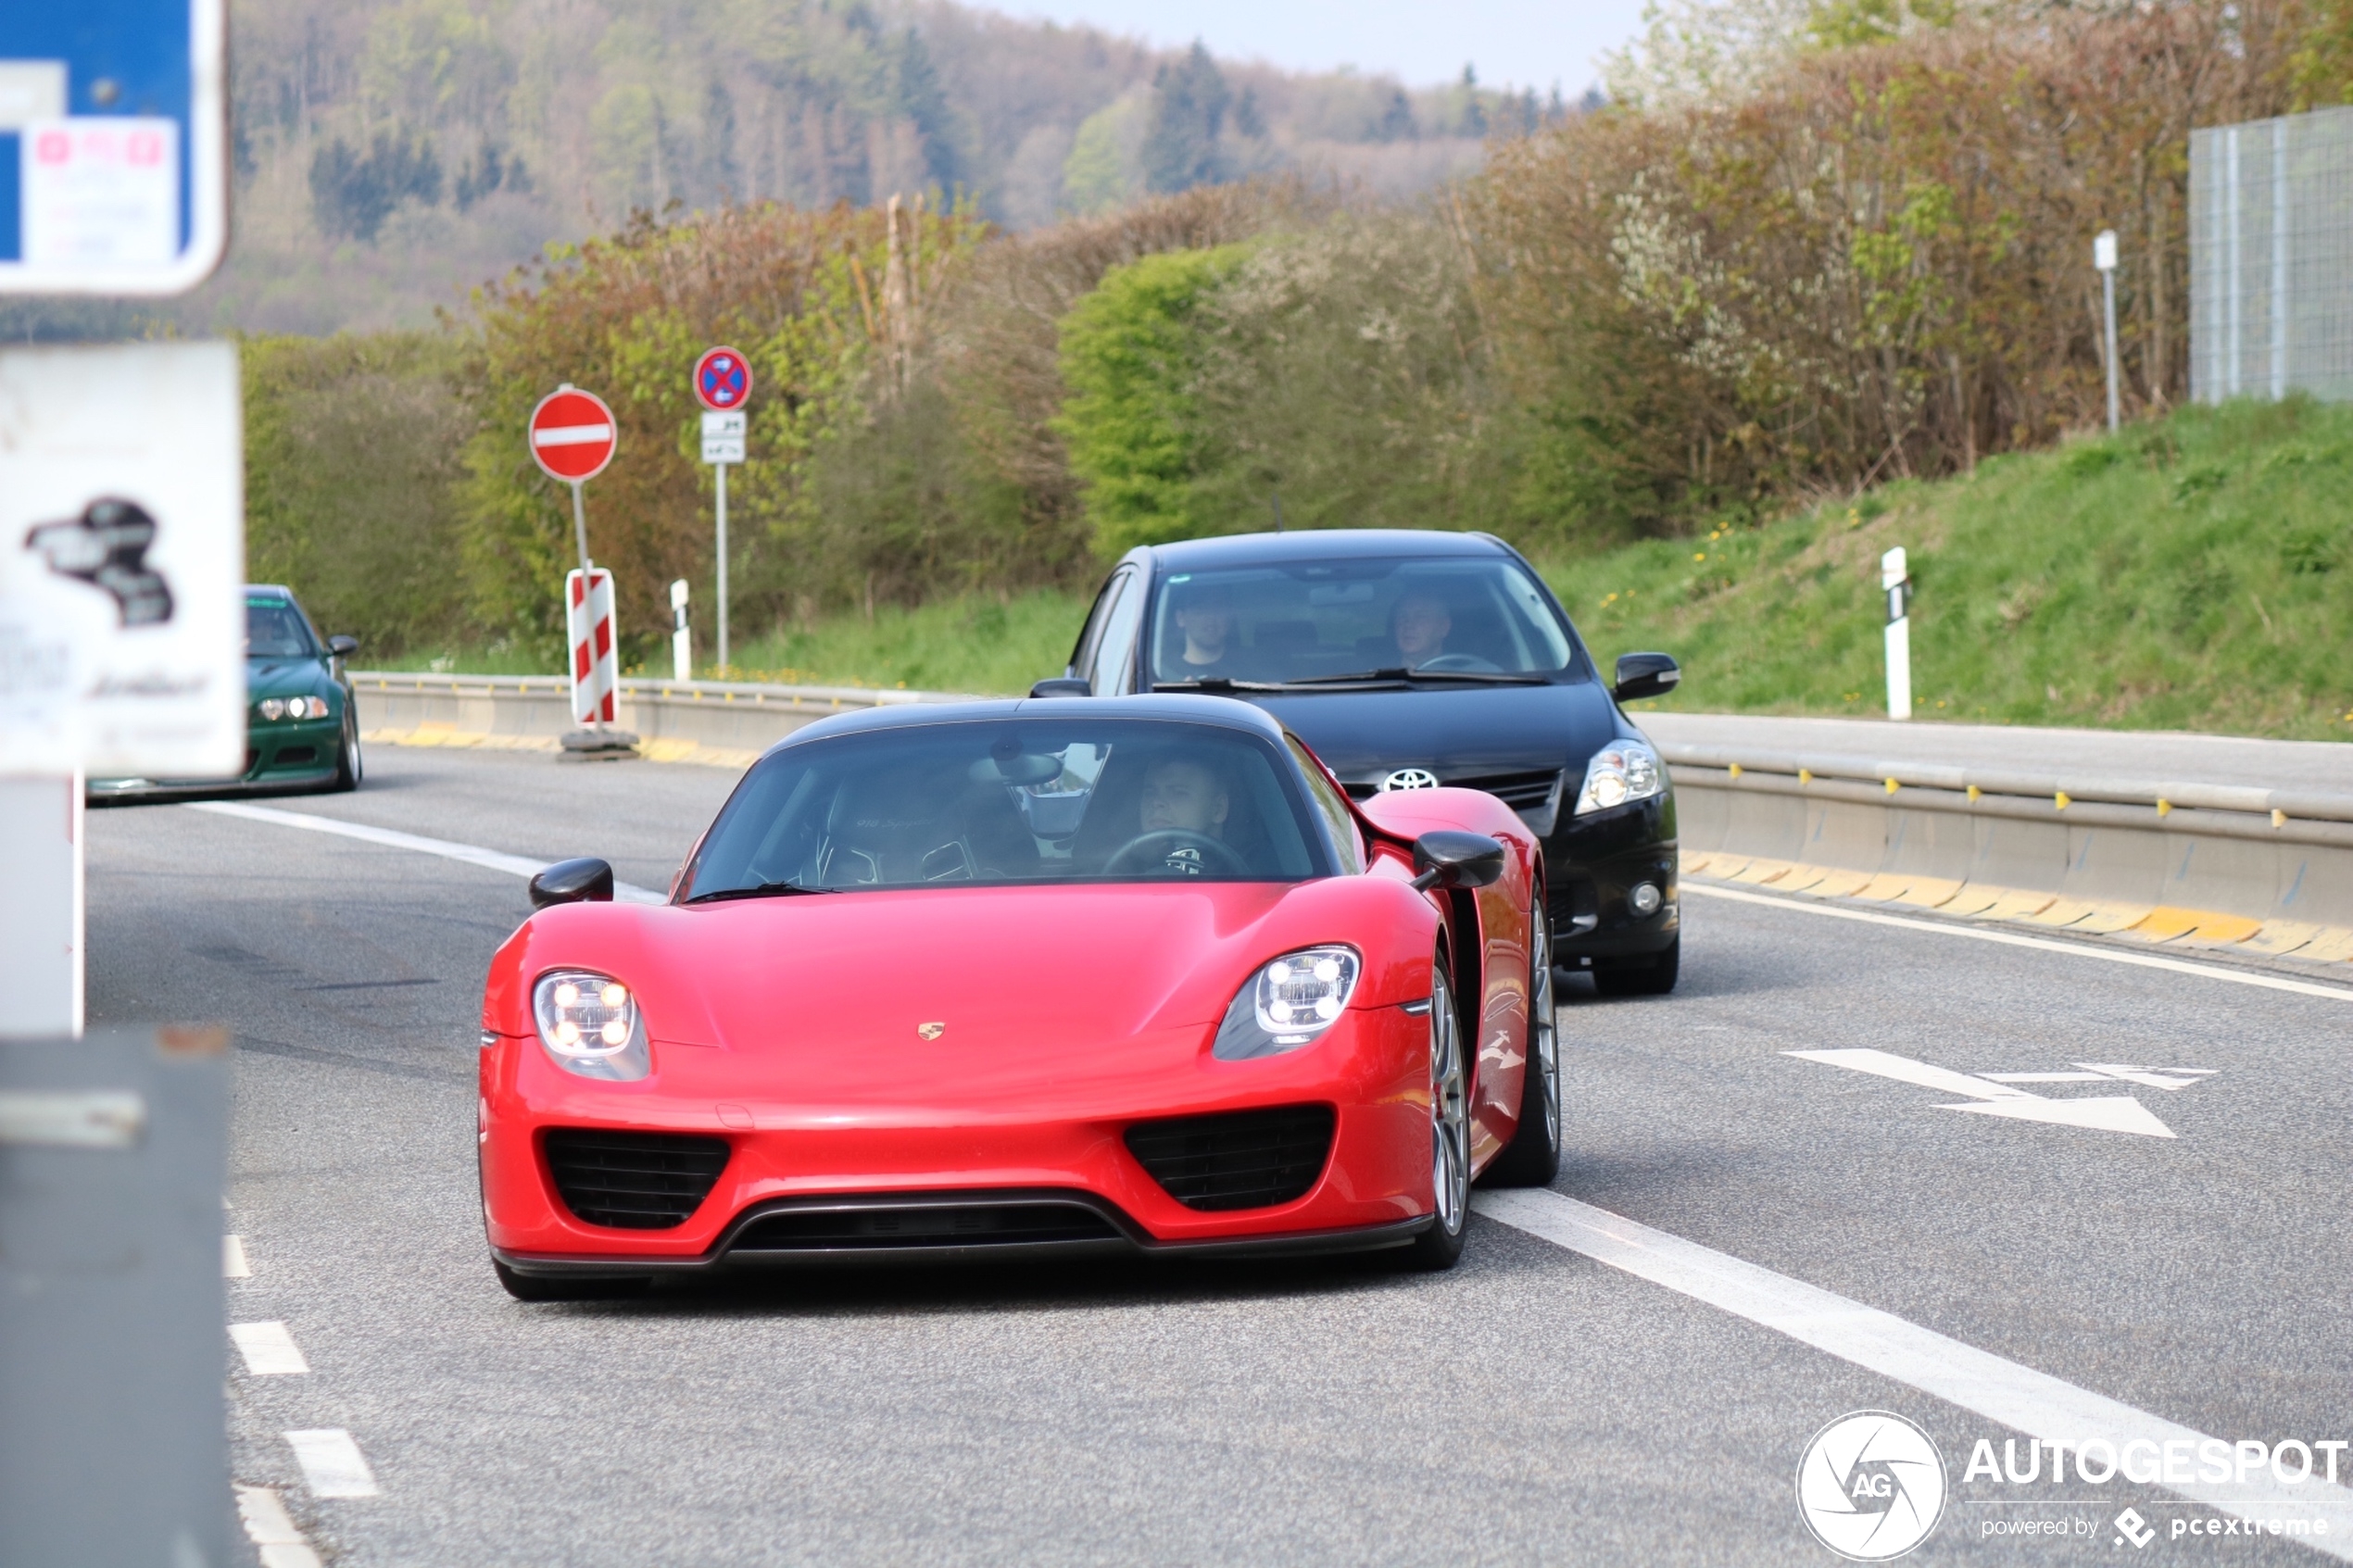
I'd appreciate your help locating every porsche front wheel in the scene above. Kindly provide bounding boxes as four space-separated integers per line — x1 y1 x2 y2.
1405 961 1470 1271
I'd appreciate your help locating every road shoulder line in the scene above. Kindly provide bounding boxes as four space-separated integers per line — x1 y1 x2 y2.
1683 881 2353 1004
184 800 666 904
1475 1188 2353 1555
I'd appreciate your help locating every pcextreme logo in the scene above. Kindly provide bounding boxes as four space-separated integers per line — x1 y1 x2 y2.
1796 1410 1949 1562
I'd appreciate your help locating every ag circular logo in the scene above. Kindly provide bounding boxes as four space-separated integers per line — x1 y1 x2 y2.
1380 768 1440 792
1794 1410 1946 1562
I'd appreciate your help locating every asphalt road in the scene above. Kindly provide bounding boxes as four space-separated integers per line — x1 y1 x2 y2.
87 746 2353 1566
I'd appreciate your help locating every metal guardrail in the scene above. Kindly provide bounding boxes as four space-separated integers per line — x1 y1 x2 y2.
351 670 972 711
1660 744 2353 848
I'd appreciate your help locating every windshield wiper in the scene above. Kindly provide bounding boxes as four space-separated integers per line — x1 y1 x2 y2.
686 880 839 904
1150 677 1291 693
1281 668 1550 687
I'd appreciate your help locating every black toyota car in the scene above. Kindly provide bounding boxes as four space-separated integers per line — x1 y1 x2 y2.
1034 530 1683 994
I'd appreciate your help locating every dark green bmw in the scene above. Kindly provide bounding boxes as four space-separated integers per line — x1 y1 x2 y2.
89 586 363 799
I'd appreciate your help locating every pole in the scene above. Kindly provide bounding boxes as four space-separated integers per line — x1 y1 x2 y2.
715 459 730 674
569 478 600 732
0 772 83 1039
1881 546 1912 722
2095 229 2120 433
670 579 692 682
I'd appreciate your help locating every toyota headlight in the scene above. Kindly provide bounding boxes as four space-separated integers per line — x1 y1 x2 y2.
1574 739 1664 816
1213 946 1362 1060
531 969 650 1081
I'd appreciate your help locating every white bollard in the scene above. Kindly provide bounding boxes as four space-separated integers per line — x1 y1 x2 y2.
1881 546 1913 721
670 579 692 682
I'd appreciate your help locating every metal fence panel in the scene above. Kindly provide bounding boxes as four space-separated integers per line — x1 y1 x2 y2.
2191 105 2353 403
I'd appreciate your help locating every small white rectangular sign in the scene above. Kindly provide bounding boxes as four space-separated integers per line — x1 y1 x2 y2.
0 341 245 778
701 437 745 464
21 118 182 267
700 411 745 438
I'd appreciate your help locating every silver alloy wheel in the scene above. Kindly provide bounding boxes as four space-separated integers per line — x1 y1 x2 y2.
1428 968 1470 1234
1530 915 1560 1150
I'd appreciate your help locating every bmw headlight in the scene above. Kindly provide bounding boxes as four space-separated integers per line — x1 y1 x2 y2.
1213 946 1362 1060
531 969 650 1081
1574 739 1664 816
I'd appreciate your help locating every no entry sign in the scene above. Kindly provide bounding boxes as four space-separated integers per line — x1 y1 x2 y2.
529 387 616 483
692 347 751 412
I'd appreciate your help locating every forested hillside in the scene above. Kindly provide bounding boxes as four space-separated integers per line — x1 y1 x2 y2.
150 0 1545 333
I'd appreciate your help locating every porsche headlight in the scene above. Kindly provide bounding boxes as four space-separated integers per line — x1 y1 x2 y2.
1574 739 1663 816
1213 946 1362 1061
531 969 650 1081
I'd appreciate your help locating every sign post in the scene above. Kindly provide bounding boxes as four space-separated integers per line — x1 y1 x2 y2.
692 347 751 673
1881 546 1914 722
670 578 692 681
2095 230 2120 433
528 385 634 758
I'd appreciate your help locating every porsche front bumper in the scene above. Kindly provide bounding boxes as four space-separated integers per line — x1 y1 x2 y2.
481 1003 1439 1273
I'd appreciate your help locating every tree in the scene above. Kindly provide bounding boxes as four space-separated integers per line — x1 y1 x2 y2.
1141 43 1231 194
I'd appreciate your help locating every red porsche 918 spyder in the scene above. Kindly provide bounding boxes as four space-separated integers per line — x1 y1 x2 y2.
478 695 1561 1298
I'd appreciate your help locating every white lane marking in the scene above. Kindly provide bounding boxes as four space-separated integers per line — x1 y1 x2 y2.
185 800 666 904
284 1429 380 1499
235 1485 325 1568
224 1233 251 1278
1474 1189 2353 1554
1786 1047 2177 1137
230 1321 310 1375
1685 882 2353 1004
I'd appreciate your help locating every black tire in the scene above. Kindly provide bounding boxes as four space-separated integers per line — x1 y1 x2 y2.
493 1259 648 1302
1403 960 1471 1271
1483 902 1561 1187
1592 935 1679 997
329 716 362 793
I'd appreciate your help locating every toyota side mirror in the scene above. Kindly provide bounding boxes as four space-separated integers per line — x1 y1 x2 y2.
1410 832 1505 892
1612 652 1680 705
529 857 614 909
327 634 359 659
1028 677 1092 699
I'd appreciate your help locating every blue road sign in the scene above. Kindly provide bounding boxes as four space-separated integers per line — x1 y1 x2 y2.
0 0 225 295
694 345 752 412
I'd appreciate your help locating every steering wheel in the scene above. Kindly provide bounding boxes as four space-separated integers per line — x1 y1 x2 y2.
1416 652 1502 673
1102 830 1249 878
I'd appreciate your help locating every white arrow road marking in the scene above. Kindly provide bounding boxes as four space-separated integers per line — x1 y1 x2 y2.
284 1429 379 1499
1473 1188 2353 1560
1786 1047 2178 1138
185 801 666 904
1981 1064 2217 1092
530 421 612 447
230 1321 309 1375
223 1234 250 1278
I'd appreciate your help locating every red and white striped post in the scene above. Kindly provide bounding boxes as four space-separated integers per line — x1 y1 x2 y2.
529 385 635 757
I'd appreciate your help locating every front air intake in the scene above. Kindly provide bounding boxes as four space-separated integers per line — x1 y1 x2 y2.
543 1129 729 1229
730 1200 1124 1253
1124 1105 1336 1211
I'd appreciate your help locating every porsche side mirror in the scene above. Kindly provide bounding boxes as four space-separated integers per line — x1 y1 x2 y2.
1410 832 1505 893
327 633 359 658
1612 652 1680 705
1028 677 1092 699
529 857 614 909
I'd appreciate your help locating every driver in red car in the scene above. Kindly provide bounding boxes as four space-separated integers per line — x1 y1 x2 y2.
1138 756 1230 873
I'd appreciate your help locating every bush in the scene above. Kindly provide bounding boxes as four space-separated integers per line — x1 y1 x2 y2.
243 332 472 656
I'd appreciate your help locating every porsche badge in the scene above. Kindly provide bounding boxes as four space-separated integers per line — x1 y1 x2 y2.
916 1022 946 1041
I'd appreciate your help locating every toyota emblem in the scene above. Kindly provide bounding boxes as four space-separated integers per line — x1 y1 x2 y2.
1381 768 1441 792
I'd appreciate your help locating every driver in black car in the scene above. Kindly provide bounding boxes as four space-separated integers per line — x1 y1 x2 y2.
1136 756 1229 874
1170 583 1239 678
1390 590 1453 667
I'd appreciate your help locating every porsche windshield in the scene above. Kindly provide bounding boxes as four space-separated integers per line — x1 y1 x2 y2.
1147 558 1578 687
684 721 1329 897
